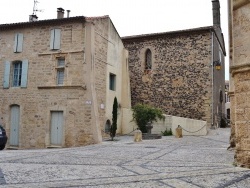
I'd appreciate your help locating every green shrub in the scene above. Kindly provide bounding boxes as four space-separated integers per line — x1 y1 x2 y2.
132 104 164 133
161 128 173 136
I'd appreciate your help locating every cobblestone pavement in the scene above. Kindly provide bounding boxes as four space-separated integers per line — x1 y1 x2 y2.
0 128 250 188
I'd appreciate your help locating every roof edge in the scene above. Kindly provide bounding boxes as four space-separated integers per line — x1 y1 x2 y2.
122 26 214 40
0 16 86 30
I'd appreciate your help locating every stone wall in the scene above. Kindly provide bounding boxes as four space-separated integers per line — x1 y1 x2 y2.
229 0 250 168
123 31 213 124
90 17 109 137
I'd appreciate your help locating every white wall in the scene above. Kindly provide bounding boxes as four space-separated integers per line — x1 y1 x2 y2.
123 114 208 136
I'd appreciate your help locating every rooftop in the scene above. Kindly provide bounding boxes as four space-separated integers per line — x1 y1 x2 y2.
122 26 214 41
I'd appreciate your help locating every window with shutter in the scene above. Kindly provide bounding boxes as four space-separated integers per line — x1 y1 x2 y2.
3 60 29 88
12 61 22 87
50 29 61 50
14 33 23 53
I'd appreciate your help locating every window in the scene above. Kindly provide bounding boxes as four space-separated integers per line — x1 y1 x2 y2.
56 58 65 85
145 49 152 70
225 93 230 103
109 73 116 91
14 33 23 53
50 29 61 50
3 60 28 88
13 61 22 87
57 71 64 85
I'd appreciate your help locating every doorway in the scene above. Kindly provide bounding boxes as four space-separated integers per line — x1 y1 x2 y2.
10 105 20 146
50 111 64 146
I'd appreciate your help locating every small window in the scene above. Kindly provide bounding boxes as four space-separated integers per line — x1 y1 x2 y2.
57 58 65 67
56 58 65 85
13 61 22 87
145 49 152 70
109 73 116 91
57 70 64 85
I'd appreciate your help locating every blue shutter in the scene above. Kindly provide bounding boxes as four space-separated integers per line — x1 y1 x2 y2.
50 29 61 50
14 34 18 52
50 29 55 49
3 61 10 88
14 33 23 53
21 59 28 88
17 33 23 52
54 29 61 50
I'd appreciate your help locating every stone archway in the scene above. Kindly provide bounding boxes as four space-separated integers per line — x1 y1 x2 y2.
105 120 111 133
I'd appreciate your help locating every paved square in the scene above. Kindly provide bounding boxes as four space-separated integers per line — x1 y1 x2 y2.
0 128 249 187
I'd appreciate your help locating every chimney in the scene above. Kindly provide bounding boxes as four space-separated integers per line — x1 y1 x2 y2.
57 8 65 19
212 0 221 27
67 10 71 18
29 14 38 22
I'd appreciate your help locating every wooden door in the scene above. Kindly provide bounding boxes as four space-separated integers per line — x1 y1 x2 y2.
10 105 20 146
50 111 63 145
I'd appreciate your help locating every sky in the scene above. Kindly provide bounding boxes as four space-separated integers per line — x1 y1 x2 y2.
0 0 229 79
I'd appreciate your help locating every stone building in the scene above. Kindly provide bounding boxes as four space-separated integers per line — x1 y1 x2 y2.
228 0 250 168
122 0 226 127
0 9 131 149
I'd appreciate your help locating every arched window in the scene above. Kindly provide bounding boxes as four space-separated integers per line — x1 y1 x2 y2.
145 49 152 70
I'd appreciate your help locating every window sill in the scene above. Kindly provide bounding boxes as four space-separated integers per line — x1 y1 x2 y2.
38 85 86 90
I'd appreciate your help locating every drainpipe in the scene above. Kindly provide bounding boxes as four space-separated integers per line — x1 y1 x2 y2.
211 30 214 128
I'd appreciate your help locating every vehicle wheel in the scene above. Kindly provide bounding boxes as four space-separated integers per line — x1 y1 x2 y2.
0 145 5 150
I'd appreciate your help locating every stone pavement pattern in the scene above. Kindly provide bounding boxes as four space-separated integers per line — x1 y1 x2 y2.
0 128 250 187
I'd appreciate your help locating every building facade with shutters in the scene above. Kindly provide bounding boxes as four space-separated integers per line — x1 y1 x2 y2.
228 0 250 168
122 0 226 127
0 11 132 149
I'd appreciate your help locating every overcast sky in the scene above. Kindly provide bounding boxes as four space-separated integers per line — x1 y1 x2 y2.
0 0 229 79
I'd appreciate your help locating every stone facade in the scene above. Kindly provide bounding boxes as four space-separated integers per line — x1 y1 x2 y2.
123 27 225 127
0 14 131 149
228 0 250 168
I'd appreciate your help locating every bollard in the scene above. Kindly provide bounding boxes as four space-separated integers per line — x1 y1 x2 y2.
134 129 142 142
175 125 183 138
